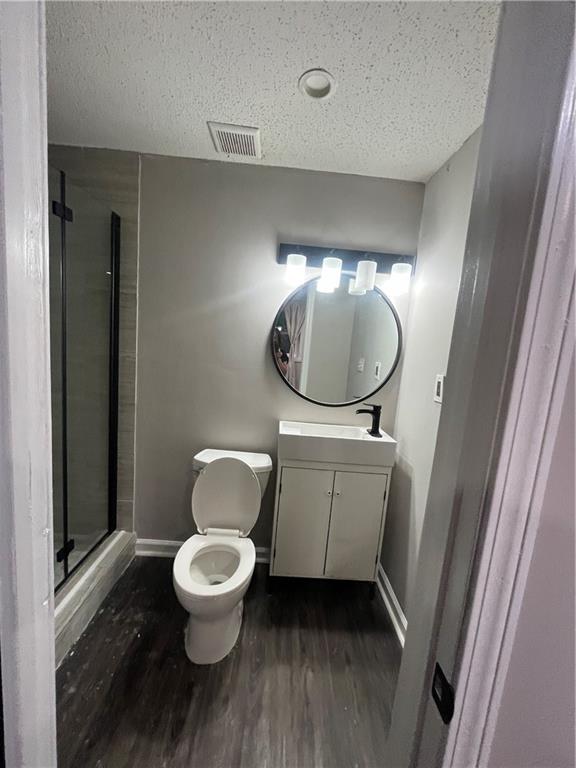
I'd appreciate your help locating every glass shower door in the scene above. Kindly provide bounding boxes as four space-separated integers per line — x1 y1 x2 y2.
65 182 115 571
49 167 66 589
49 168 120 584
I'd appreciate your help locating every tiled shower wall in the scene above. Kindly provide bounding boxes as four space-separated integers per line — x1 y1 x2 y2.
49 146 139 532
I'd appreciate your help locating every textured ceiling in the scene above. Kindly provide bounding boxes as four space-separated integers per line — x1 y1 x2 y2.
46 1 499 182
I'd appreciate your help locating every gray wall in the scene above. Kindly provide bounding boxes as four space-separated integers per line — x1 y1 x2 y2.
488 357 575 768
346 291 399 402
48 146 140 532
135 155 423 545
380 131 481 614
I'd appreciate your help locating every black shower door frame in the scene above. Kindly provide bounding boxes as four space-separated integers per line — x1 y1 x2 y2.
52 170 120 587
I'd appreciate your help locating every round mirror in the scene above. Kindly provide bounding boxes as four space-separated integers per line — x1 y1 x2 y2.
271 277 402 406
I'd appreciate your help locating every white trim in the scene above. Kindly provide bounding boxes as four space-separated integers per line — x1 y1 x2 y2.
55 532 136 667
377 564 407 648
136 537 271 563
444 50 575 768
0 3 57 765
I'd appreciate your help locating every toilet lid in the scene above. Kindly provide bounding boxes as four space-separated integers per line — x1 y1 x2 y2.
191 457 261 536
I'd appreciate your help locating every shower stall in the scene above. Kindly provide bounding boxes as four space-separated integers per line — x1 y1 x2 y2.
49 167 121 590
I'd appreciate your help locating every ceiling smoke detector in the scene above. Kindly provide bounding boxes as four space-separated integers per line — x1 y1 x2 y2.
298 68 336 101
207 122 262 159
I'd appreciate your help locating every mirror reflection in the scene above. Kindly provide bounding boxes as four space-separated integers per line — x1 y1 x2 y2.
272 278 401 405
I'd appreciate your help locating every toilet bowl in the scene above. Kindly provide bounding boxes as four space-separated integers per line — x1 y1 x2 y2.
173 450 271 664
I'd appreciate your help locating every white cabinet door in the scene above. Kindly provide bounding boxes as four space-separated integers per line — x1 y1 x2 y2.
273 467 334 577
324 471 387 580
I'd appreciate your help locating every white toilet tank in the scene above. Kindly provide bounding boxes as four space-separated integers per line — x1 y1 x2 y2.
192 449 272 497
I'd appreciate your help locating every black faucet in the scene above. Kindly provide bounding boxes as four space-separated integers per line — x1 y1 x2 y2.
356 403 382 438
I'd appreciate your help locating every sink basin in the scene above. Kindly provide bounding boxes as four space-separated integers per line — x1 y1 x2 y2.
279 420 396 466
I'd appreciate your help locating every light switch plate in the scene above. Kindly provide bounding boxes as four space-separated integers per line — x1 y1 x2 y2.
374 361 382 380
434 374 445 403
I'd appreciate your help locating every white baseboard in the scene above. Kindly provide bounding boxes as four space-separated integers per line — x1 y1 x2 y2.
55 530 136 667
136 537 271 563
376 563 407 648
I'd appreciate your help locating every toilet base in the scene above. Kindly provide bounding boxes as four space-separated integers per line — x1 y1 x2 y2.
184 599 244 664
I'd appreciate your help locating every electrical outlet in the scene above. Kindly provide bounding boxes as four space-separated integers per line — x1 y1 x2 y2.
434 374 445 403
357 357 365 373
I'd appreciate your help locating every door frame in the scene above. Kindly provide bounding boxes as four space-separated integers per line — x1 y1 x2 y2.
385 4 574 766
0 2 57 766
442 49 574 768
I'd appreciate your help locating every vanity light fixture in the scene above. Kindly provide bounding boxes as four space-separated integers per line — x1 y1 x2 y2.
348 277 366 296
318 256 342 293
277 243 416 288
354 260 378 292
388 262 413 295
284 253 307 286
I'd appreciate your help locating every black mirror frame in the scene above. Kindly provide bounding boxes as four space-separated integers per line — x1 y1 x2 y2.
270 275 403 407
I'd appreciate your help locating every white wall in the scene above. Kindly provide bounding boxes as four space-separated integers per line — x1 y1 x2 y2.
135 156 423 545
488 357 575 768
380 130 481 614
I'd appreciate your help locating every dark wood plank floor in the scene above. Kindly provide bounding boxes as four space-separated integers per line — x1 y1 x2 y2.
57 558 401 768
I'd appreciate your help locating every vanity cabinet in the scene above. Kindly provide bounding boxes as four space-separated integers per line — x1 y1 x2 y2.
271 463 391 582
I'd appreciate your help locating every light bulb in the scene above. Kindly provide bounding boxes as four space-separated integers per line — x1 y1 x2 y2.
320 256 342 290
284 253 307 286
355 260 378 292
389 262 412 296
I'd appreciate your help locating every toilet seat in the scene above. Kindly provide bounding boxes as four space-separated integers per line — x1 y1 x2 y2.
173 533 255 599
191 457 261 536
175 458 260 603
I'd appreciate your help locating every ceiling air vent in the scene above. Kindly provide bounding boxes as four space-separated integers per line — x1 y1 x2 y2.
207 121 262 159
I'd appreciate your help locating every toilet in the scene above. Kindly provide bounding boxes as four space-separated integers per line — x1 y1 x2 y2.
173 449 272 664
